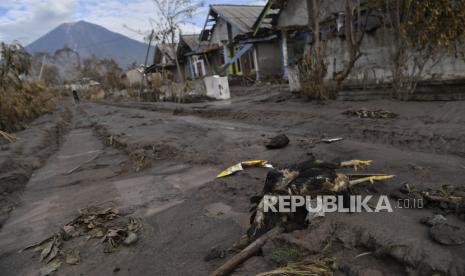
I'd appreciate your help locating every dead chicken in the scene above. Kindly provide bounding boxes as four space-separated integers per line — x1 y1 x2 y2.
248 158 394 240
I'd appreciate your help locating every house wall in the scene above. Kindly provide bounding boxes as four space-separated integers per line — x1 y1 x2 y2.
125 69 143 87
210 17 243 44
256 42 283 78
277 0 308 28
325 29 465 86
276 0 356 29
277 0 465 96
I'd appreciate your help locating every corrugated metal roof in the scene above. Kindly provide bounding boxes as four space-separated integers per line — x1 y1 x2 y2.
210 5 267 33
156 43 176 60
179 34 209 55
181 34 200 50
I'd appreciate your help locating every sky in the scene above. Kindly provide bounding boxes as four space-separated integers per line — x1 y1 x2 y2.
0 0 266 46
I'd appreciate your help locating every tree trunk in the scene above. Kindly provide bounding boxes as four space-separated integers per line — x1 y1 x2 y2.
333 0 365 92
307 0 326 100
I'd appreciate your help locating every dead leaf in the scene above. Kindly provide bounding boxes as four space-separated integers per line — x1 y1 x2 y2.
40 239 54 262
65 249 80 265
88 227 105 238
39 259 62 276
22 236 54 252
44 242 59 264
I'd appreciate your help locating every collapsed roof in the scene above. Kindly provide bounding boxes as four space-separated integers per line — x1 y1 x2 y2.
200 4 268 41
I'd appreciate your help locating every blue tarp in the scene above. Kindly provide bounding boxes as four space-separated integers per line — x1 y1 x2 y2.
222 43 253 71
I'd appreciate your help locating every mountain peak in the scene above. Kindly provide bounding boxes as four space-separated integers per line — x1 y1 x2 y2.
27 21 152 67
59 20 88 27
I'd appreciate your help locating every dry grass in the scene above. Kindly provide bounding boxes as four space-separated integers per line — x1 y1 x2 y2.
79 87 106 101
257 257 335 276
0 81 57 132
0 130 16 143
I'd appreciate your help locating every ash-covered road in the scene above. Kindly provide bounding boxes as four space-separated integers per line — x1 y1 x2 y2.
1 89 465 275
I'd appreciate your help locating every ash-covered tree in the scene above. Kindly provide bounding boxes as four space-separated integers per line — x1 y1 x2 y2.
332 0 374 92
385 0 465 100
41 64 60 85
0 43 56 132
99 58 125 90
80 55 102 82
53 47 81 82
303 0 372 100
151 0 203 83
0 42 31 89
80 56 124 90
303 0 327 100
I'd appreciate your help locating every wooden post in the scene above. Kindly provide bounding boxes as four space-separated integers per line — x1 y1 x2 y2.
253 46 260 81
281 30 289 79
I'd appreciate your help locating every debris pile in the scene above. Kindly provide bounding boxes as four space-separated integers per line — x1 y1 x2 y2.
391 184 465 219
343 108 398 119
421 185 465 217
392 184 465 245
24 206 142 275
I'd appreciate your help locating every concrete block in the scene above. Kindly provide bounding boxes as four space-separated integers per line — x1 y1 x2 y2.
204 75 230 100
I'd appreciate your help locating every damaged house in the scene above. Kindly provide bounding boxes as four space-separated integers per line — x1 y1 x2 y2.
147 43 181 82
259 0 465 99
199 4 283 82
177 34 209 80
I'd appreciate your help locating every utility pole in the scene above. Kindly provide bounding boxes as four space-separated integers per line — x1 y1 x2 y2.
140 29 155 98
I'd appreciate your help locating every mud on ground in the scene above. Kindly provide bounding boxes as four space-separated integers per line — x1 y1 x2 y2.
1 86 465 275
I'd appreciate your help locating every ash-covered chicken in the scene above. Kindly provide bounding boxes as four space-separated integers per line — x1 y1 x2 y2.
248 158 393 240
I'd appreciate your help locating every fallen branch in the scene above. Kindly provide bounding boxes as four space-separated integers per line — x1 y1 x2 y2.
422 193 463 204
0 130 16 143
210 227 283 276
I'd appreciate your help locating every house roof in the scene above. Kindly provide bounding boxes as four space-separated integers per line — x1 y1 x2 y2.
181 34 202 50
210 4 267 33
178 34 208 55
156 43 177 61
252 1 281 34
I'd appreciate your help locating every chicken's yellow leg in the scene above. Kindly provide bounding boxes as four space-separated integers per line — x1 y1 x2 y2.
349 175 395 187
340 160 373 171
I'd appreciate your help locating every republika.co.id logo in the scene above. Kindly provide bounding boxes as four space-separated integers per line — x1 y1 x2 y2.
262 195 422 215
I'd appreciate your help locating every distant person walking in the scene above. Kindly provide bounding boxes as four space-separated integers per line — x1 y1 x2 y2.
71 84 80 104
72 89 80 104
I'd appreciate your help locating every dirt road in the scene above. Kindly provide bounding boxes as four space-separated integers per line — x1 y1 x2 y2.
1 87 465 275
